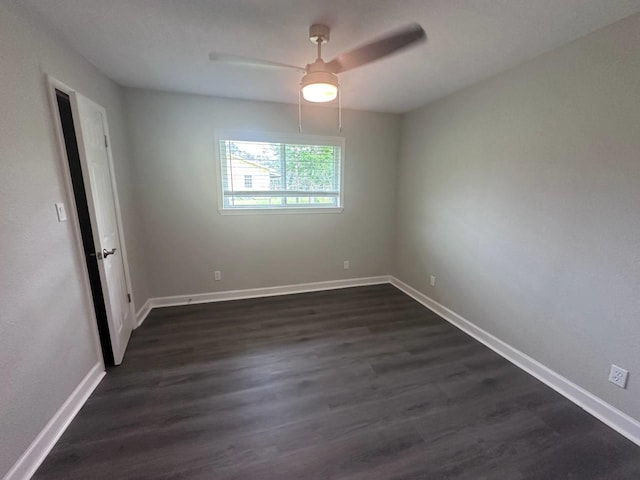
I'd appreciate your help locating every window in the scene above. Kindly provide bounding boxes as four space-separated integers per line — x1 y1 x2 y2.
216 131 344 213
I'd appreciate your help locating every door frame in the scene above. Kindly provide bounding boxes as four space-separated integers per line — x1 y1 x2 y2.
45 74 137 358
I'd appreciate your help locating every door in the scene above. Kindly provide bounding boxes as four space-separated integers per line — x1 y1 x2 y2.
72 93 133 364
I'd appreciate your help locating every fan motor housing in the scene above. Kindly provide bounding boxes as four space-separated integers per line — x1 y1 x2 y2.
301 70 338 89
305 58 332 73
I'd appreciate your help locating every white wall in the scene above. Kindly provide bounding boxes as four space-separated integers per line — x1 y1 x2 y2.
0 2 147 476
394 13 640 420
125 89 400 297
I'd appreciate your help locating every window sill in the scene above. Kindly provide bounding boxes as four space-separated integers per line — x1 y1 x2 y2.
218 207 344 216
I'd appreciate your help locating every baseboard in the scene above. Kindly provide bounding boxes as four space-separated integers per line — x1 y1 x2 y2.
4 362 105 480
389 276 640 447
148 275 391 309
135 299 153 329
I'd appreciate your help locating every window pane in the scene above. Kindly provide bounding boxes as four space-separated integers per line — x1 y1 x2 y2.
285 144 338 192
218 136 342 211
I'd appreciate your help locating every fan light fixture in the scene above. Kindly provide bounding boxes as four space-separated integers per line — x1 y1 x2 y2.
301 71 338 103
300 26 339 104
209 23 426 130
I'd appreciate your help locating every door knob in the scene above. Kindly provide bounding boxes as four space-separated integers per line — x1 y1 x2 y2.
103 247 117 258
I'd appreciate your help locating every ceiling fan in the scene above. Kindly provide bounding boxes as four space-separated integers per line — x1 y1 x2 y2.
209 23 426 104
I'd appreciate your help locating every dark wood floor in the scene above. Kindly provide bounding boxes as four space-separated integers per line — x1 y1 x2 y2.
35 285 640 479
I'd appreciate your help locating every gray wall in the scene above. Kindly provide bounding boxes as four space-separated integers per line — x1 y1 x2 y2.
394 13 640 420
124 89 400 297
0 3 147 476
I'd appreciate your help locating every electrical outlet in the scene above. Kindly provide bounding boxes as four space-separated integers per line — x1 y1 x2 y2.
608 364 628 389
343 260 349 270
430 275 436 287
214 270 222 281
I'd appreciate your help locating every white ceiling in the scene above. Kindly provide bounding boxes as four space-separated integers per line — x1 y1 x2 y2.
22 0 640 113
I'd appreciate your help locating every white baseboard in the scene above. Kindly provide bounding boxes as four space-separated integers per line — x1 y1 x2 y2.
135 299 152 329
147 276 391 310
4 362 105 480
389 276 640 447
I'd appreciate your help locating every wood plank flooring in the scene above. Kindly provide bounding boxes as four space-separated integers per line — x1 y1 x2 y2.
34 285 640 479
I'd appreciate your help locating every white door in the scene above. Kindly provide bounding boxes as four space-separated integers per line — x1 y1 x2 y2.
72 93 133 365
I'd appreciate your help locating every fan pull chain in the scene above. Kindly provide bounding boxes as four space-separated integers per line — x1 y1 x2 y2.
298 87 302 133
338 84 342 132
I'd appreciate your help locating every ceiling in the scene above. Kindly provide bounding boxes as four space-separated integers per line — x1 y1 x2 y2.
22 0 640 113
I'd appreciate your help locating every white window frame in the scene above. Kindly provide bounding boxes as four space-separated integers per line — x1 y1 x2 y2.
214 130 345 215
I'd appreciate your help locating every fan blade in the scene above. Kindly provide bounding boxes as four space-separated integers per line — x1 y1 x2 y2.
326 23 426 74
209 53 305 72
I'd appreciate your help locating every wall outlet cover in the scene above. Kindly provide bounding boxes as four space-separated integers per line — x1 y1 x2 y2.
608 364 628 389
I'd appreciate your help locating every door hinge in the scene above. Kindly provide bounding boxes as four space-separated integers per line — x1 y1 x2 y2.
127 293 131 303
104 134 108 149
